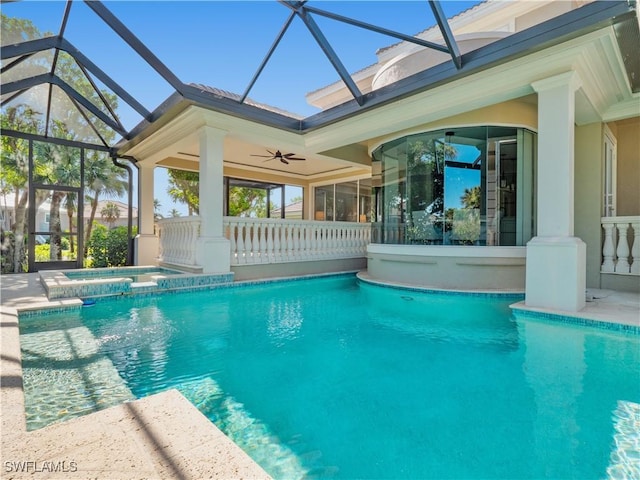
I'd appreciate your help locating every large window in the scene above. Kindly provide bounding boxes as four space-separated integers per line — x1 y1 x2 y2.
371 126 536 246
314 179 372 222
224 177 303 219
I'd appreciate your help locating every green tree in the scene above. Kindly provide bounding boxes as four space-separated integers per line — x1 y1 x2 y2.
64 192 77 254
87 224 136 267
0 107 41 271
460 186 481 209
100 201 120 229
228 187 267 217
167 169 199 215
83 151 127 256
153 198 163 221
169 208 181 218
165 169 270 218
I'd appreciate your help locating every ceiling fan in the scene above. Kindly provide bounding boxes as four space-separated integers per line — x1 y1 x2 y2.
250 149 305 165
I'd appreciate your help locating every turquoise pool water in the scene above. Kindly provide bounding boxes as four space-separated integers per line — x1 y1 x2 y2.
19 275 640 479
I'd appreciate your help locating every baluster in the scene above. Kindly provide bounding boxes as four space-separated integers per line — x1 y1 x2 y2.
286 223 294 261
171 222 178 263
257 222 266 263
303 223 311 261
236 222 246 264
176 222 183 263
173 223 180 262
630 221 639 275
189 221 197 265
329 225 337 257
177 222 185 263
251 220 260 263
317 225 325 257
319 225 326 257
164 225 174 262
242 221 252 265
353 226 360 255
290 223 298 261
243 221 251 264
265 222 274 263
322 224 329 257
228 220 237 265
273 222 282 262
615 222 630 273
157 224 164 261
158 224 164 261
601 222 616 273
298 223 305 260
310 223 318 258
278 224 286 261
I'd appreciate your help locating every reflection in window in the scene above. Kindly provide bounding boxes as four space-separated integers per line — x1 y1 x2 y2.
226 177 303 219
314 179 371 222
315 185 334 221
371 126 535 246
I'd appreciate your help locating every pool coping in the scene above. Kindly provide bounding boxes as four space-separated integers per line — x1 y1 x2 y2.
357 272 640 333
356 271 526 298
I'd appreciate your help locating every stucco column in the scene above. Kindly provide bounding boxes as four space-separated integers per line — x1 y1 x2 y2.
134 162 159 265
526 72 586 311
196 125 230 273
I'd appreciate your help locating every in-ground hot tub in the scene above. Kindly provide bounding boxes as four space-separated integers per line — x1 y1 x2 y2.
39 266 234 300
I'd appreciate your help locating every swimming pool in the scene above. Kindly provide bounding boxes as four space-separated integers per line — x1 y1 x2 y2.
19 275 640 479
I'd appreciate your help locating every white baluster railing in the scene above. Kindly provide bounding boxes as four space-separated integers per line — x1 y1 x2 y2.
601 216 639 275
157 216 200 267
223 217 371 266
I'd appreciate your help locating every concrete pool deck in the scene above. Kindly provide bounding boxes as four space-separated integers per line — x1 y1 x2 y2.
1 272 638 479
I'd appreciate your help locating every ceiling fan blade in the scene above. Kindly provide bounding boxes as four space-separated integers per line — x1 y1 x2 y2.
280 158 289 164
251 154 273 158
285 156 305 161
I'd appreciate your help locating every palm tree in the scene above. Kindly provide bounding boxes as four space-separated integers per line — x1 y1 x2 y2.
460 186 481 209
100 201 120 229
1 104 45 271
154 198 163 221
169 208 181 217
83 151 127 256
64 192 77 254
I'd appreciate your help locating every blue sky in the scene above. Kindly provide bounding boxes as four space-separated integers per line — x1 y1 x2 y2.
3 0 482 215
